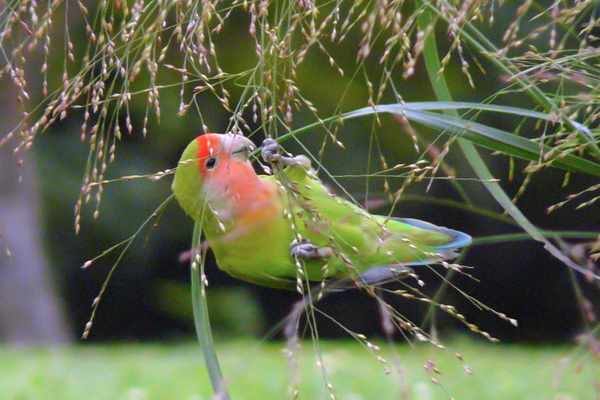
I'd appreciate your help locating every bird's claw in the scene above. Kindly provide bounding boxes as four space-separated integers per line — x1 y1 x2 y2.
261 138 311 168
290 238 333 260
261 138 282 163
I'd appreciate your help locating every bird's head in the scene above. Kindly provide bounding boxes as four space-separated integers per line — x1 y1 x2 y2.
173 133 257 220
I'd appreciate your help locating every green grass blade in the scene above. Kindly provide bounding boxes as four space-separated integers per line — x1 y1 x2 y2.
277 100 600 177
402 101 591 136
191 222 231 400
417 2 599 280
342 104 600 176
419 1 600 161
473 231 600 245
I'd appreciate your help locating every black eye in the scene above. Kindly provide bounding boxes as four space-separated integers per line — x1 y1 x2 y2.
205 157 217 169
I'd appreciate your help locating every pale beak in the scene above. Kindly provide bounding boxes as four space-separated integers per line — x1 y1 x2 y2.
221 133 257 160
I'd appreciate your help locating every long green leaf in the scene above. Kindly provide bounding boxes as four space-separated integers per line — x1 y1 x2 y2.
277 101 600 177
191 222 231 400
341 103 600 176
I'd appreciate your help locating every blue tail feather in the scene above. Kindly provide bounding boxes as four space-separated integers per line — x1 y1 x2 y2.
394 217 472 250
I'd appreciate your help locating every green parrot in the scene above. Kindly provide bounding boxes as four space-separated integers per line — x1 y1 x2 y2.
172 133 471 290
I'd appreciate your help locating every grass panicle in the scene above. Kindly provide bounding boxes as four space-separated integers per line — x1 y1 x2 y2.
1 1 599 399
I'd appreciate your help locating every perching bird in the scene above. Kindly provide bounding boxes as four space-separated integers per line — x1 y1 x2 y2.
172 133 471 290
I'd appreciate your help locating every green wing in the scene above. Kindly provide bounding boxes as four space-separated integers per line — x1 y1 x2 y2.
275 162 471 280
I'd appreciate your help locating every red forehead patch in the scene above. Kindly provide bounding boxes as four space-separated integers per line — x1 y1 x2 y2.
195 134 223 175
196 134 221 160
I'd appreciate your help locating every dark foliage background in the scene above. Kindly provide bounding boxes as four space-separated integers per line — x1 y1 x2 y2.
1 0 598 344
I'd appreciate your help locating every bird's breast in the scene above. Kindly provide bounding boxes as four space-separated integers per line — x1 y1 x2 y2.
204 174 283 243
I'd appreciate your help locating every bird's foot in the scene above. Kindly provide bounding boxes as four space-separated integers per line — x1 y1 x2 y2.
261 138 311 168
290 238 333 260
261 138 282 163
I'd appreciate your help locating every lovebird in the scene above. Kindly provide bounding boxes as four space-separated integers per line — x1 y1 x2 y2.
173 133 471 290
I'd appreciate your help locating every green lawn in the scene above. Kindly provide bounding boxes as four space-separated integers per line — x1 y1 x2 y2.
1 338 597 400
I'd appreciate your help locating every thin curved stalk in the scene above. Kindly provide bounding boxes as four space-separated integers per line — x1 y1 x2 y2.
191 222 231 400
